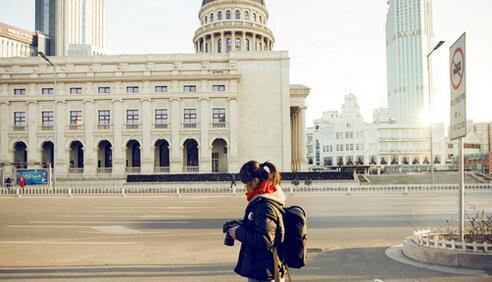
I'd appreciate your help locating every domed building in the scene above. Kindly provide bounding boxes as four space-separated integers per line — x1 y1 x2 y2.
0 0 309 181
194 0 274 53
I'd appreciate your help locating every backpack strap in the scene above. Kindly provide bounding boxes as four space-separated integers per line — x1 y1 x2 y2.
273 247 292 282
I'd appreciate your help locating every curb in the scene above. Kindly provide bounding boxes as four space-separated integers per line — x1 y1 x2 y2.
385 245 490 276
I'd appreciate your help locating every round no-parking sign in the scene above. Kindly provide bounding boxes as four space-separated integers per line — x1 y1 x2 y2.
451 47 464 90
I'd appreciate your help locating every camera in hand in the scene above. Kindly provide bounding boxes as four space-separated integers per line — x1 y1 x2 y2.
222 220 242 246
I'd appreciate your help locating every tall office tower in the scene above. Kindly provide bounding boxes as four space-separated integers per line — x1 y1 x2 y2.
35 0 105 56
385 0 433 124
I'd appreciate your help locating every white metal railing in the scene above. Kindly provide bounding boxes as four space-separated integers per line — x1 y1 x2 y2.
412 229 491 253
68 168 84 174
154 166 170 173
183 166 199 173
125 167 141 174
97 167 113 174
0 183 491 197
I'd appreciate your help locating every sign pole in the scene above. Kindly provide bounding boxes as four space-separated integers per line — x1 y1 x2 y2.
449 33 467 242
458 138 465 241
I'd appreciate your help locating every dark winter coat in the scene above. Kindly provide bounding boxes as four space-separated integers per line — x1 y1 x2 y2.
234 187 286 281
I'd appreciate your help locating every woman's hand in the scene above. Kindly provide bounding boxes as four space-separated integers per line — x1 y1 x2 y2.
229 225 240 240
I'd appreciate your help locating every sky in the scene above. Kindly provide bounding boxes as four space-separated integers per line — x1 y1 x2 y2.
1 0 491 127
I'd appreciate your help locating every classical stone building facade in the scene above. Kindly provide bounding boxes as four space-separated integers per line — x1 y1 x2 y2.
0 0 309 180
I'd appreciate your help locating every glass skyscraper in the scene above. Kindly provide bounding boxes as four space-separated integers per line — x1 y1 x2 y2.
385 0 433 124
35 0 105 56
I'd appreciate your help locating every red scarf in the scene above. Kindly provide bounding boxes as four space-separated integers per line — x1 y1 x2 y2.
246 180 277 202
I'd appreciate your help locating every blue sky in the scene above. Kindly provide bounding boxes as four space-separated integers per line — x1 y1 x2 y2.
1 0 491 126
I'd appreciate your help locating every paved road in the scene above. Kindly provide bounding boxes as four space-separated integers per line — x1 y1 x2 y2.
0 191 491 281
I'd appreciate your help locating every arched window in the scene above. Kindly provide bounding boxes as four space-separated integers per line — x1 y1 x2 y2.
235 38 241 51
245 11 249 20
210 13 214 22
218 11 223 20
217 39 222 53
253 13 257 22
259 15 262 23
204 16 208 23
226 10 231 19
226 38 232 53
235 10 241 19
246 39 250 51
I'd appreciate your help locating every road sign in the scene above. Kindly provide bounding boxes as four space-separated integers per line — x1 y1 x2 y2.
449 33 467 140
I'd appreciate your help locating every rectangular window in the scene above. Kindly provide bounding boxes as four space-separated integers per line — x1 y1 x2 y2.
70 111 82 125
42 88 54 95
183 85 197 92
212 85 226 92
212 108 226 123
155 109 168 124
126 86 139 93
184 108 197 123
98 110 110 125
14 112 26 126
14 88 26 96
70 87 82 94
126 110 139 125
98 87 111 94
42 111 54 126
155 86 168 93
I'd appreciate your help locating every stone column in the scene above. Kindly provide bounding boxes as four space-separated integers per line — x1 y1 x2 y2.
83 100 96 177
252 33 257 51
293 110 298 171
27 101 39 167
199 98 211 172
55 101 67 177
210 34 215 53
299 107 308 171
141 98 153 173
170 98 181 173
242 32 246 51
221 32 225 53
231 31 236 52
0 103 9 163
228 98 239 172
112 99 125 177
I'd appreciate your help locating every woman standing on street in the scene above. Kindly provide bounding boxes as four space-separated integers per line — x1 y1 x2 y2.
228 160 287 282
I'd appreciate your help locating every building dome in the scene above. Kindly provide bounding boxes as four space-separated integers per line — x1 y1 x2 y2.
194 0 274 54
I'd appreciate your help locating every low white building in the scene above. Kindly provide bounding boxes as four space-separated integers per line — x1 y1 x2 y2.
307 94 447 171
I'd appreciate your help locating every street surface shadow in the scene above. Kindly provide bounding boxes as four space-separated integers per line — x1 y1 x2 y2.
0 248 489 281
290 246 491 281
0 264 236 280
133 214 457 230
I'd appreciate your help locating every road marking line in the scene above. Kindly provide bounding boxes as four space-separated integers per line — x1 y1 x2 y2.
91 226 141 235
7 225 90 229
0 241 136 245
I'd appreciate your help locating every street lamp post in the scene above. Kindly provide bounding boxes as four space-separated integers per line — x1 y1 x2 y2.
426 40 445 185
38 52 57 187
